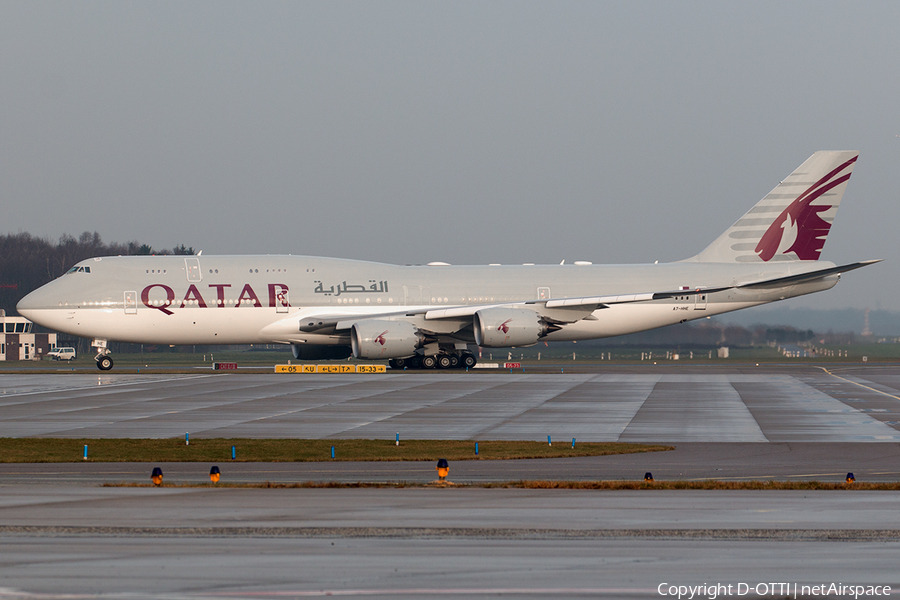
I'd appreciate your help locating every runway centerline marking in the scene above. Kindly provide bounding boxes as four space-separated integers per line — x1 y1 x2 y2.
816 366 900 401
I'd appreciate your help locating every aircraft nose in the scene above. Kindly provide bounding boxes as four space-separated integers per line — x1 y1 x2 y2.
16 285 52 318
16 290 38 318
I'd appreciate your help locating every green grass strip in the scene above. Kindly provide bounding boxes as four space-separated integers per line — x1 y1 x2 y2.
0 439 671 463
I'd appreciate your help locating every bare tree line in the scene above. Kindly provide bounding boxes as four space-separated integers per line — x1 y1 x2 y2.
0 231 193 315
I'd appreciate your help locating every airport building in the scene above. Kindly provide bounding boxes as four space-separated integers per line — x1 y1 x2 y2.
0 310 58 361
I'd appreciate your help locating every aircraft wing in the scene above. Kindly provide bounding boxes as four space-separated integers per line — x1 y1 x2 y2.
538 286 731 310
735 260 881 289
535 261 881 310
282 282 747 336
415 286 725 326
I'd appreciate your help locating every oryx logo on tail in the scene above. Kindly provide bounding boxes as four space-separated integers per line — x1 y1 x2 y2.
755 156 857 262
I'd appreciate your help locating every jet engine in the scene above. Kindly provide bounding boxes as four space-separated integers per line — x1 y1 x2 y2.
291 344 352 361
474 307 547 347
351 320 423 359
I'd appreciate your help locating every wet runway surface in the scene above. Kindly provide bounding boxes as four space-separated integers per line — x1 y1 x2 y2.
2 365 900 442
5 534 896 599
0 487 899 598
1 365 899 597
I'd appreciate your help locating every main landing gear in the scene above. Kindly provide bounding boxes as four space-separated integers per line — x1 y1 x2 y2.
389 351 477 370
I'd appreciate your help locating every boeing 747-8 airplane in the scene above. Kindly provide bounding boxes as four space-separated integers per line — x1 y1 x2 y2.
17 151 879 370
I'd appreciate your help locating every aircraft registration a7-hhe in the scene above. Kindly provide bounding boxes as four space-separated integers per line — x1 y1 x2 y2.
18 151 879 371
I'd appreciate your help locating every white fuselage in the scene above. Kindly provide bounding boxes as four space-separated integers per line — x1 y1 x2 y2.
16 254 838 348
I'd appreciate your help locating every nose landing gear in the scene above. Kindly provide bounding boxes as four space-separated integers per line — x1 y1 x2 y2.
92 339 114 371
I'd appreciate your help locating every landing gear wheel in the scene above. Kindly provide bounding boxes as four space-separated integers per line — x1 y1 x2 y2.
462 353 477 369
449 355 460 368
390 358 407 370
410 356 423 369
97 355 114 371
422 355 437 369
437 355 452 369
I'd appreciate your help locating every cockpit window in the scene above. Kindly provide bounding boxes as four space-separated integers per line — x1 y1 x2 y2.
65 266 91 274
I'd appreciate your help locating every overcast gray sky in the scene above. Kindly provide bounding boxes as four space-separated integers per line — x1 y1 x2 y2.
2 1 897 310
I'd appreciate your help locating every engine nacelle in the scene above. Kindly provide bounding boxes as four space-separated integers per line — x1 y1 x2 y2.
291 344 352 361
474 307 547 347
351 320 423 359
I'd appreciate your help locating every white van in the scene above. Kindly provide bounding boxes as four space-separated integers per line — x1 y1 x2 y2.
48 347 76 361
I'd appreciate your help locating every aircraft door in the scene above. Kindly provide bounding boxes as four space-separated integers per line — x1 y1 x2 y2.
537 287 551 300
275 289 289 313
694 290 707 311
403 285 427 306
184 258 202 283
124 291 138 314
